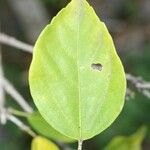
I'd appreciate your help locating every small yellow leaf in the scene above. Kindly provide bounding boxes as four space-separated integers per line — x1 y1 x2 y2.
31 136 59 150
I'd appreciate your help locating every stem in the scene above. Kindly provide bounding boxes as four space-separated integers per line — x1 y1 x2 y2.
78 140 83 150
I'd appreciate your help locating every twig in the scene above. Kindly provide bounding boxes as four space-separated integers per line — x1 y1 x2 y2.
4 110 36 137
7 114 36 137
0 108 36 137
0 49 6 124
126 88 135 100
126 73 150 99
2 77 33 113
136 83 150 89
0 51 4 106
142 90 150 99
0 33 33 53
126 74 150 89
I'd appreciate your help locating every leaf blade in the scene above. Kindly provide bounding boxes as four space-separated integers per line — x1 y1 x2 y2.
29 0 126 140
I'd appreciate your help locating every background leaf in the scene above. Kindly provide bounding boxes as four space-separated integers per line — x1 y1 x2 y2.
31 136 59 150
28 112 75 143
29 0 126 140
103 126 147 150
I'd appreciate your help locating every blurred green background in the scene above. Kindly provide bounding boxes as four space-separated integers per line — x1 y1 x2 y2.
0 0 150 149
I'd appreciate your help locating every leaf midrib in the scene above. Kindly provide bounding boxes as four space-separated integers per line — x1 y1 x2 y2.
76 0 82 140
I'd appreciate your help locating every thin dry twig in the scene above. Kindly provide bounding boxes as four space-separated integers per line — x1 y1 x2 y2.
0 50 6 124
7 113 36 137
142 90 150 99
0 33 33 53
2 77 33 113
126 88 135 100
1 108 36 137
0 51 4 106
126 73 150 99
126 74 150 89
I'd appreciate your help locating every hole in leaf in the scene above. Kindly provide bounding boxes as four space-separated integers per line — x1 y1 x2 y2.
91 63 103 71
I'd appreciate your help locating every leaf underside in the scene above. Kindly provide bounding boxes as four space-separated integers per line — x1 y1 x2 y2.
29 0 126 140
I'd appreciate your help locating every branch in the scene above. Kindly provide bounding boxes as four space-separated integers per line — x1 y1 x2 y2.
0 33 33 53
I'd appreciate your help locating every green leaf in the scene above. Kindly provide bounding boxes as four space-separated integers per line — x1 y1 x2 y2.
31 136 59 150
28 112 75 143
103 126 147 150
29 0 126 140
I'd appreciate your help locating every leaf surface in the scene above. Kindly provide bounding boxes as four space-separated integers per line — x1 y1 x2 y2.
29 0 126 140
28 112 75 143
31 136 59 150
